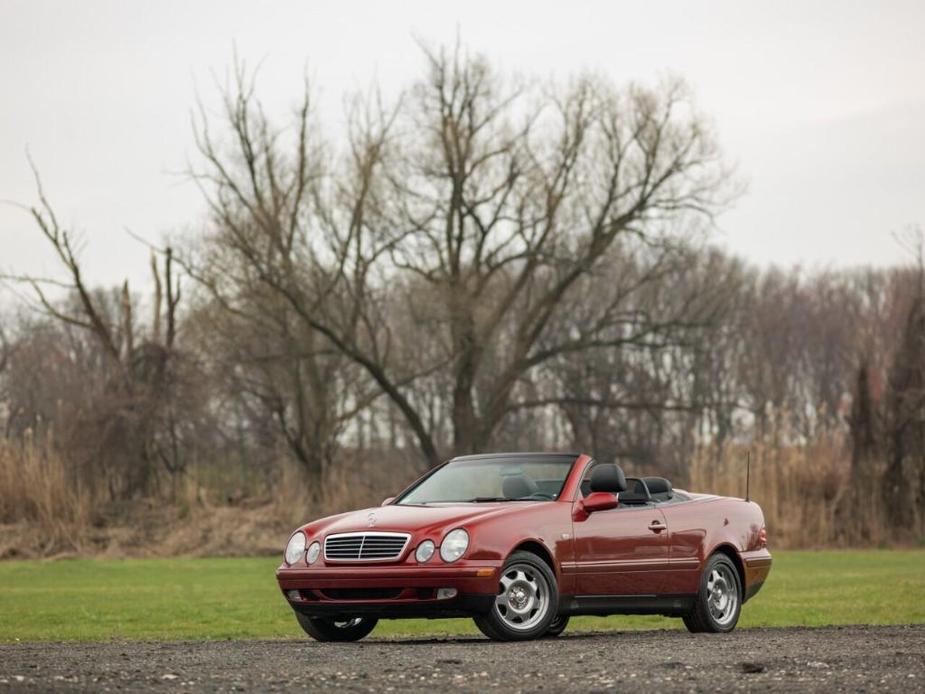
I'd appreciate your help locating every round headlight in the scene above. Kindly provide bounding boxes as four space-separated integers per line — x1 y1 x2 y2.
439 528 469 563
306 541 321 564
415 540 436 563
285 531 307 565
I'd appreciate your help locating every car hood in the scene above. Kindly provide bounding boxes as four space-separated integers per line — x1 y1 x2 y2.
302 502 528 539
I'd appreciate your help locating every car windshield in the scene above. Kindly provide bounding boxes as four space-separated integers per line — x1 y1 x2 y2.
396 456 576 505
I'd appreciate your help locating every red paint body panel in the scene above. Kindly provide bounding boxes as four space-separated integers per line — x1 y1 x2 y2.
275 452 772 620
568 505 671 594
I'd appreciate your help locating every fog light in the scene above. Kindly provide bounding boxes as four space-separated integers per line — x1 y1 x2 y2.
286 589 300 601
415 540 436 563
436 587 458 600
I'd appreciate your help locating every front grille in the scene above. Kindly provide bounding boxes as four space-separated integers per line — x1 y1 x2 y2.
323 532 410 561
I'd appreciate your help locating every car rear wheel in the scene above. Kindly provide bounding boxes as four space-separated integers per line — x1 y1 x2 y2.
473 550 558 641
544 614 570 637
295 614 378 642
683 553 741 633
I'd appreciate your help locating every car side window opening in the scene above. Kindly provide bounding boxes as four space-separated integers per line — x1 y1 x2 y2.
579 462 686 506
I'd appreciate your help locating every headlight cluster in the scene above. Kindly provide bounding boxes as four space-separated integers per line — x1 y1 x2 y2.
415 540 436 562
284 532 322 566
440 528 469 562
415 528 469 563
284 531 306 565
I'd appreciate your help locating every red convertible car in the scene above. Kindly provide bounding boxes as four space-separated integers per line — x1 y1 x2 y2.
276 452 771 641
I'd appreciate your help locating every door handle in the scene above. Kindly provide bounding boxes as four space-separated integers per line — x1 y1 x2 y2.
648 520 667 533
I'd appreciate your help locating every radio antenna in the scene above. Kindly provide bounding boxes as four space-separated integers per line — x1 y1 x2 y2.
745 449 751 502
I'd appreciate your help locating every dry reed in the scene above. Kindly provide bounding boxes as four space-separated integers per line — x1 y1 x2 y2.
0 434 93 554
0 429 903 557
688 436 888 548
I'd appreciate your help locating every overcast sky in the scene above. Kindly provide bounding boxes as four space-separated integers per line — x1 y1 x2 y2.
2 0 924 298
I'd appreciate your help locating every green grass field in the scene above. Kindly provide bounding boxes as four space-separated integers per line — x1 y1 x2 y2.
1 550 923 642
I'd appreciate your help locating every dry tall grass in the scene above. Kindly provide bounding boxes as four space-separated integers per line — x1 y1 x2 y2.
0 435 430 558
688 436 888 548
0 429 901 557
0 435 93 555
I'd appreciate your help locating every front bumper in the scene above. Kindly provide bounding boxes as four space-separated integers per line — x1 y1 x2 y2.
276 562 501 619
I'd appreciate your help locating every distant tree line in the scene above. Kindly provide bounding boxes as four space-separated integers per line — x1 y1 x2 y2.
1 43 922 543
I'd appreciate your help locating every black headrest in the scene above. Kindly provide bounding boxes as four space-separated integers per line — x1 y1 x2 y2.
502 475 538 499
589 464 627 493
618 478 652 504
643 477 673 500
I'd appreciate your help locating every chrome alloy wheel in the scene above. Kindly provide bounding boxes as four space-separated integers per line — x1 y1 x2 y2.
494 562 551 631
706 564 739 627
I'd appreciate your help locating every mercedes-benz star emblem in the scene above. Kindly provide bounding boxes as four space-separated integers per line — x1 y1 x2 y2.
367 512 377 527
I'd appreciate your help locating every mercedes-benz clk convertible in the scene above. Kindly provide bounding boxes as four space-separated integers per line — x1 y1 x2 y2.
276 452 772 641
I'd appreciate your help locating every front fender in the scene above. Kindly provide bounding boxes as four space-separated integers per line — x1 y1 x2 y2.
465 501 574 590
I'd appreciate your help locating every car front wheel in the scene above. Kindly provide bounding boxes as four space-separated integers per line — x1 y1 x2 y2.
295 614 378 642
683 553 742 633
474 550 559 641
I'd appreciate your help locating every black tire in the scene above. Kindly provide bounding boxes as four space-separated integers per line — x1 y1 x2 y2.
544 614 570 637
683 553 742 633
473 550 559 641
295 613 378 642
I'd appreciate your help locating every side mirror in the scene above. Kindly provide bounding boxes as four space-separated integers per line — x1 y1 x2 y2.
381 497 395 506
581 491 618 514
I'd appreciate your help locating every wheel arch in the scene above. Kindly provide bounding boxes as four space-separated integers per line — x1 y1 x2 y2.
709 543 746 597
510 539 557 579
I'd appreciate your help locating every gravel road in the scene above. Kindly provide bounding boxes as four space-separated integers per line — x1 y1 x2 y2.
1 626 923 692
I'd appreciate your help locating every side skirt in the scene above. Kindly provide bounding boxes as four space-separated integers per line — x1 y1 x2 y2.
559 594 695 617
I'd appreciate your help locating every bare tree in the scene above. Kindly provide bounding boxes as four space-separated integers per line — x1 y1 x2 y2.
191 42 733 467
183 60 399 485
0 324 8 380
4 166 196 497
882 230 925 532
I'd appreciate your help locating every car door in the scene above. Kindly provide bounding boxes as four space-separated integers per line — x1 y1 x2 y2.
656 499 709 595
570 500 671 596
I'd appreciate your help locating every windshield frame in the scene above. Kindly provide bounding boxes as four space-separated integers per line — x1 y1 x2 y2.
392 453 580 505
